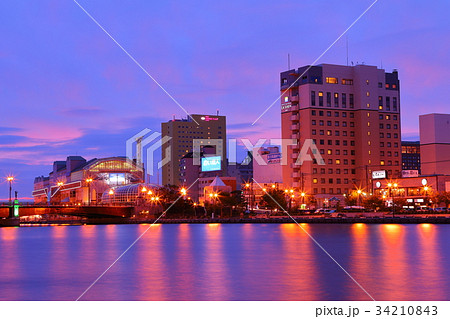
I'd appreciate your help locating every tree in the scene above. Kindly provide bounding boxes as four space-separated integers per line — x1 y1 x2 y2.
157 184 192 218
260 189 287 211
433 191 450 208
362 195 384 211
344 194 357 206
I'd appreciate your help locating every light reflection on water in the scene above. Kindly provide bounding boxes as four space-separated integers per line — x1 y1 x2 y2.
0 223 450 301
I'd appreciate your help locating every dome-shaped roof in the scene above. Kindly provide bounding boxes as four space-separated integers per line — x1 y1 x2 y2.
101 183 159 203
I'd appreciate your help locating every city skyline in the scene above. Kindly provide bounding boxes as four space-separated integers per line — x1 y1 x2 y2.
1 0 449 198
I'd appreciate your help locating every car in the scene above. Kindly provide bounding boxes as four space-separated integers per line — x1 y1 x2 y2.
434 207 448 213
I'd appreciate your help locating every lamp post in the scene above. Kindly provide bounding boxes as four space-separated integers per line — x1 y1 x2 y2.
86 178 93 205
387 182 398 217
109 189 115 205
301 192 306 209
6 176 14 205
357 189 362 206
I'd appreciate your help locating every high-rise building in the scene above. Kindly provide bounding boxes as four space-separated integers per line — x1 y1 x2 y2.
280 63 401 201
401 141 421 175
420 113 450 175
161 114 227 186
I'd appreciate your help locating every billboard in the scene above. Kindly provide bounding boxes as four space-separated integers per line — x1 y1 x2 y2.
201 156 221 172
372 170 387 179
402 170 419 178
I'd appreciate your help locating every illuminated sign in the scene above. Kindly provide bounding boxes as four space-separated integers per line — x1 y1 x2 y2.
372 170 387 179
281 102 292 112
200 116 219 122
401 170 419 178
201 156 221 172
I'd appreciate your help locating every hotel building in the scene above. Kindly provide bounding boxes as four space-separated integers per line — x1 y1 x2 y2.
162 114 227 186
280 63 402 201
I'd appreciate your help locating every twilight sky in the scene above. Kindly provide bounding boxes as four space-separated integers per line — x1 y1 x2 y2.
1 0 449 199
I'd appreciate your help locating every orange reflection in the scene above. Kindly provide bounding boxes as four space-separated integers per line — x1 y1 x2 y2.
348 223 373 300
279 223 319 300
135 223 168 300
415 223 444 300
203 223 229 300
379 224 409 300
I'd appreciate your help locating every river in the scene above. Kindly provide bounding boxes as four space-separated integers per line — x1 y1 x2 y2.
0 223 448 300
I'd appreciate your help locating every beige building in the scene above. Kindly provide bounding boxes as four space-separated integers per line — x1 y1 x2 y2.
281 63 402 202
420 113 450 175
161 114 227 186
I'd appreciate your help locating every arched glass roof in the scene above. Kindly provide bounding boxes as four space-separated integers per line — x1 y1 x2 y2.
101 183 159 204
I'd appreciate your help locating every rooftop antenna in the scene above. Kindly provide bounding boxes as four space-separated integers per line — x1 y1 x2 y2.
346 36 349 66
288 53 290 70
381 59 383 69
216 108 219 116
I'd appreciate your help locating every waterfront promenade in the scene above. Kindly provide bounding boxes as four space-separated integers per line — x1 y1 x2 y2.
15 214 450 226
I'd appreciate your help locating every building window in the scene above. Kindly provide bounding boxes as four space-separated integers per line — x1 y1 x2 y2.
342 93 346 108
326 77 338 84
378 82 383 88
349 94 354 108
312 110 316 116
327 92 331 107
386 97 390 110
312 120 316 125
311 91 316 106
393 97 397 111
334 93 339 107
319 92 324 106
319 111 324 116
313 178 318 184
342 79 353 85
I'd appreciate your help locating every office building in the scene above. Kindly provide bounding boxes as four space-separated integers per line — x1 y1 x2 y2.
420 113 450 175
162 114 226 186
280 63 402 202
401 141 421 176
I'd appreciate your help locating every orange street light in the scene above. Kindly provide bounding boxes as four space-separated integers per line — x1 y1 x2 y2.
284 189 288 193
108 189 114 195
6 176 14 204
290 189 294 193
301 192 306 197
262 188 267 192
141 186 148 193
147 190 153 195
57 182 64 187
214 193 218 198
271 184 276 188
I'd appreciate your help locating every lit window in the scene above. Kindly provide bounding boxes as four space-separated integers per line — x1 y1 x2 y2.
379 106 383 110
380 160 385 166
326 77 338 84
284 96 289 102
366 91 370 97
342 79 353 85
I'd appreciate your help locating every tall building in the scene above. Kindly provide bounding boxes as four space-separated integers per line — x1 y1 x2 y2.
420 113 450 175
161 114 227 186
280 63 401 201
401 141 421 175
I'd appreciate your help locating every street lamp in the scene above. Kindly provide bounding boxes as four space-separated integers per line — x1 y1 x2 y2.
6 176 14 205
301 192 306 208
357 189 362 206
387 182 398 217
86 178 93 205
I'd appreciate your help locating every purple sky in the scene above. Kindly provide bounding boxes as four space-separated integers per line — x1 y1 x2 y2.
1 0 449 199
